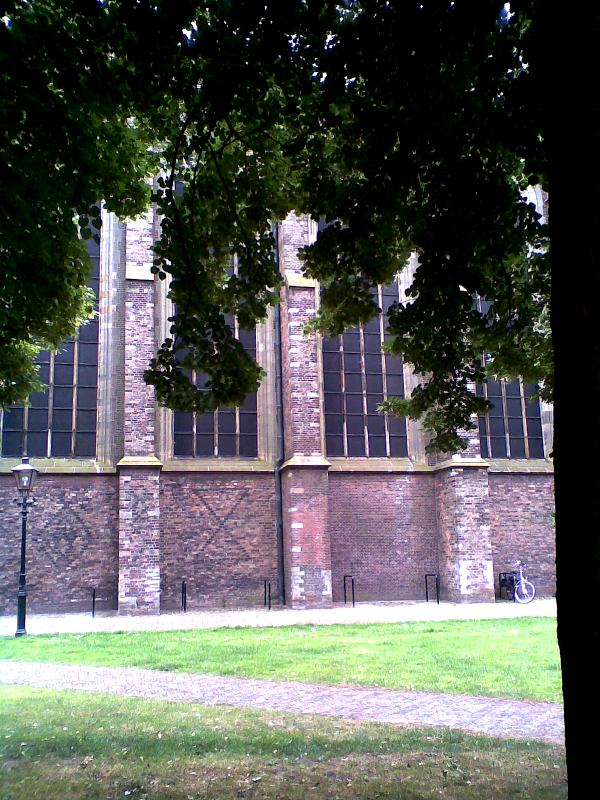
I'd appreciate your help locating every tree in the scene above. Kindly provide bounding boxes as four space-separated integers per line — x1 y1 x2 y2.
1 0 596 794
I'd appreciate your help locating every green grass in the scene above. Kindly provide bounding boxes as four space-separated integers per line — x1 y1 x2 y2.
0 686 566 799
0 618 562 702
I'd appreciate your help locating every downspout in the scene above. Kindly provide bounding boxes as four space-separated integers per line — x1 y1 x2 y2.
273 223 286 605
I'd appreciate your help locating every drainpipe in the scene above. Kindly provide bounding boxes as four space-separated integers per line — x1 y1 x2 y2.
273 223 286 605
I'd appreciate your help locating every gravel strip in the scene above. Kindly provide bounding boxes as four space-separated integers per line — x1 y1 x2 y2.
0 599 557 637
0 660 564 745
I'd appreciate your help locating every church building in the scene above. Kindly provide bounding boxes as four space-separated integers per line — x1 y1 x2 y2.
0 208 555 615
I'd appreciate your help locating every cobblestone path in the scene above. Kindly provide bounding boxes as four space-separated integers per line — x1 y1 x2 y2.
0 661 564 745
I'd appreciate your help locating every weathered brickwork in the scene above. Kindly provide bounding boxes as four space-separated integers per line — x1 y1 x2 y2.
435 466 495 602
489 473 556 597
282 466 332 607
0 212 558 618
0 474 118 614
118 468 161 614
159 473 277 609
280 284 322 458
328 473 438 602
123 281 157 456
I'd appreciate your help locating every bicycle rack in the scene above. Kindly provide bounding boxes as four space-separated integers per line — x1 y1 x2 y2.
343 575 355 607
181 580 187 612
425 573 440 604
264 580 272 609
498 572 517 601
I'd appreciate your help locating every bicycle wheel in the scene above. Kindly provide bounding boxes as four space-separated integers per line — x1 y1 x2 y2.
513 579 536 604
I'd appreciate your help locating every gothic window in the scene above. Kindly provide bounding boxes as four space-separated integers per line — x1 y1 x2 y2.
172 322 258 458
0 237 100 459
172 257 258 458
322 281 408 458
477 379 545 459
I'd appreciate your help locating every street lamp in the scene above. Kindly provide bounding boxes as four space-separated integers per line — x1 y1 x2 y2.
11 456 38 637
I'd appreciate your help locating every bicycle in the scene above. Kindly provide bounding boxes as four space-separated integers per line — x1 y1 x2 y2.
510 560 536 604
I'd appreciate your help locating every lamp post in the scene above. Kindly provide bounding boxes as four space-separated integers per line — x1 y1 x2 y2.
11 456 38 637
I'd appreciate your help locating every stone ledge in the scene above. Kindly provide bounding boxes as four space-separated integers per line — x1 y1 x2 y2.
486 459 554 474
327 457 427 473
281 455 331 470
117 455 163 469
0 458 116 474
432 457 490 473
284 272 317 289
162 458 274 473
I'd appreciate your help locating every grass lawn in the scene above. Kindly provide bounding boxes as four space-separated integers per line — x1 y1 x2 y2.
0 617 561 702
0 686 566 799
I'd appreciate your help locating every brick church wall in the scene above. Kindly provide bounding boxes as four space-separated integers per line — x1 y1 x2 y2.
159 472 277 609
0 474 119 614
488 473 556 597
328 472 438 601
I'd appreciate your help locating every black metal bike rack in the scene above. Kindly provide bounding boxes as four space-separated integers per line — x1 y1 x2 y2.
498 572 517 601
264 579 272 609
181 580 188 612
425 573 440 604
343 575 355 607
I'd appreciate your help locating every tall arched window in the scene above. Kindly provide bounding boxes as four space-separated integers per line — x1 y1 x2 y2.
0 237 100 459
322 281 408 458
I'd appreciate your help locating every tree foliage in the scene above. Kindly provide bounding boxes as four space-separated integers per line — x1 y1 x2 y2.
1 0 551 454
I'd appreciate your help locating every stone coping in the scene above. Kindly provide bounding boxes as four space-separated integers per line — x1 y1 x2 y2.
0 456 553 476
161 458 274 473
0 458 116 474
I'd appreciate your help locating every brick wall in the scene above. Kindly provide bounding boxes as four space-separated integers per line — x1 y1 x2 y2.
123 281 157 456
160 473 277 609
281 285 323 458
489 473 556 596
435 467 495 602
0 474 118 614
282 465 331 607
118 467 161 613
328 473 438 601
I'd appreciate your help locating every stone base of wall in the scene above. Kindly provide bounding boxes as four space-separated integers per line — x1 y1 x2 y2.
0 468 557 615
0 474 119 614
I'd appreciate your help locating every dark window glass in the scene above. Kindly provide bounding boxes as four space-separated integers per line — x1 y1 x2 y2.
369 436 387 456
195 435 214 456
0 235 99 459
347 435 366 456
389 435 408 457
28 431 49 457
50 432 72 457
172 313 258 458
28 409 48 431
346 415 365 435
325 434 344 456
3 408 24 430
2 431 24 456
174 434 194 456
239 434 258 457
74 433 96 457
322 281 407 458
218 434 237 456
477 379 545 459
529 438 545 458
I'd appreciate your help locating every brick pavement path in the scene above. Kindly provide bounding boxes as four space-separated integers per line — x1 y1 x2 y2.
0 661 564 745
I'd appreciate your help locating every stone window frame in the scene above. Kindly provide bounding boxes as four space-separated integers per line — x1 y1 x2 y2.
155 267 277 469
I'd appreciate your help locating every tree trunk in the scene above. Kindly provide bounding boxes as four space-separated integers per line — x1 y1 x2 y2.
544 5 600 796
